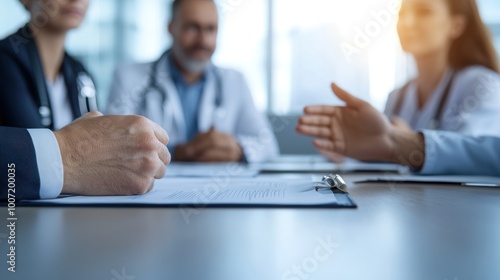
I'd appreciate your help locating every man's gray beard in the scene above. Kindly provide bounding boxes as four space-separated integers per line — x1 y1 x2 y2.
172 46 211 73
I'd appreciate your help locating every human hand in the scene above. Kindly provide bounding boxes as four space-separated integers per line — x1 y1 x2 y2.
315 117 412 163
54 112 171 196
174 127 243 162
296 83 396 162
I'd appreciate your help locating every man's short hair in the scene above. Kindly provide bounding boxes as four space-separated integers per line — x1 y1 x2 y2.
171 0 215 20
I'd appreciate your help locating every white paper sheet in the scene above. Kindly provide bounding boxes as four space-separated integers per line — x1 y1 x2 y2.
25 177 339 206
254 157 406 173
165 163 259 178
163 157 403 179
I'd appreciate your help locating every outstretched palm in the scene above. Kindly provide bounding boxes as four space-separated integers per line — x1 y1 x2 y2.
297 83 395 162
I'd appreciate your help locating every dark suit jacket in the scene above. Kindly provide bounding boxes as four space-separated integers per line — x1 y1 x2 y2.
0 25 93 129
0 127 41 200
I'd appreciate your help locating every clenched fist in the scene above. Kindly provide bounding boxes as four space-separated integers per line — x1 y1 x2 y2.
54 112 171 196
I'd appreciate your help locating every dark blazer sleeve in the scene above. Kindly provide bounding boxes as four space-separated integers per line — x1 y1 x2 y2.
0 127 41 201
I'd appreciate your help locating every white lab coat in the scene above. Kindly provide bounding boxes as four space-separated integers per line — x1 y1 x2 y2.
106 53 279 163
385 66 500 136
420 130 500 176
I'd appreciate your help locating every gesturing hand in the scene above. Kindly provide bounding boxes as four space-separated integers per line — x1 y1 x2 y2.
296 83 396 162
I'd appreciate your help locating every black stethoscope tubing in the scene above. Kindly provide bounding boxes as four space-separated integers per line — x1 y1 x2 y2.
393 70 456 129
27 42 97 129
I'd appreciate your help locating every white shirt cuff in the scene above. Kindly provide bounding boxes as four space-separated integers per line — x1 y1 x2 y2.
27 129 64 199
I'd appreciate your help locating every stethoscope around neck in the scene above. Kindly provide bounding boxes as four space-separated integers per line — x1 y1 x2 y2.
27 42 98 129
140 51 227 129
36 72 98 128
393 70 457 130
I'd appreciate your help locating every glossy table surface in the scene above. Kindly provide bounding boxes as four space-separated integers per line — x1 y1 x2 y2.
1 173 500 280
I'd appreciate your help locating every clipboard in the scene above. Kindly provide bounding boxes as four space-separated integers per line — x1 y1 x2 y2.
17 175 357 209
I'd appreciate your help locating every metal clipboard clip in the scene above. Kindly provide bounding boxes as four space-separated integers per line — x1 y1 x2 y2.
314 174 348 193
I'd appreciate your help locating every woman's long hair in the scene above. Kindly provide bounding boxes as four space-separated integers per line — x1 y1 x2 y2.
447 0 499 73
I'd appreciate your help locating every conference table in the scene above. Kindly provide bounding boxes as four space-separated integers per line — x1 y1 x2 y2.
1 158 500 280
